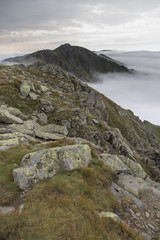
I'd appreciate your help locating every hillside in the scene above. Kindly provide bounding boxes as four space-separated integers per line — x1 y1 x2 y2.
144 121 160 145
2 44 130 82
0 62 160 240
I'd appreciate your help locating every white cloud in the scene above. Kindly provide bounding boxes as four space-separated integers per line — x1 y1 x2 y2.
0 0 160 53
89 51 160 125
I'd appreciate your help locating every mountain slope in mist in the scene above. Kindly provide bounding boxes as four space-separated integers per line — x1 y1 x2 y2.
2 44 130 82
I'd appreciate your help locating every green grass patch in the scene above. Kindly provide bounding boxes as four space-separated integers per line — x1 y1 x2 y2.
0 80 42 115
0 155 143 240
0 145 30 205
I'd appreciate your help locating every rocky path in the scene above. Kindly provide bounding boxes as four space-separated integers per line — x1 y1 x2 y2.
113 184 160 240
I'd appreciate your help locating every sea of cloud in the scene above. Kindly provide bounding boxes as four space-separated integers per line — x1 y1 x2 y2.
89 50 160 125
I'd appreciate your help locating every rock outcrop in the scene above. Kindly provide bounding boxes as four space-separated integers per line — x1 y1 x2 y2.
0 104 68 150
13 144 91 190
101 153 147 179
117 174 160 196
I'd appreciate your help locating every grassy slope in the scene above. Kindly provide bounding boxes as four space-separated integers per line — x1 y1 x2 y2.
0 145 29 205
144 121 160 144
0 65 152 239
0 143 143 240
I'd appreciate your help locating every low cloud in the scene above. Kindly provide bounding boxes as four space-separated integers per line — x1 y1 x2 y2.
89 51 160 125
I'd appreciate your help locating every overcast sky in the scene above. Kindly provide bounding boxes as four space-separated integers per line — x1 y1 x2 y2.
1 0 160 53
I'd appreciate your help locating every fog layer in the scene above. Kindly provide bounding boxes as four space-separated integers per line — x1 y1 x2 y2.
89 51 160 125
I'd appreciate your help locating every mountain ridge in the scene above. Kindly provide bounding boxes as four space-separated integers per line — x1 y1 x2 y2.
0 54 160 239
2 43 130 82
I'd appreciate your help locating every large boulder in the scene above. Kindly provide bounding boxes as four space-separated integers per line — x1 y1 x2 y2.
13 144 91 190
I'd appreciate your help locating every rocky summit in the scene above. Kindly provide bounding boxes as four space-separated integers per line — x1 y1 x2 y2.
2 44 130 82
0 52 160 240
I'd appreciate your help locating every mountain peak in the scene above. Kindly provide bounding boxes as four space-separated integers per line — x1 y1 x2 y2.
2 44 130 81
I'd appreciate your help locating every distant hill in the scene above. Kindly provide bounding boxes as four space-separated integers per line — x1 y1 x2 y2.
2 44 130 81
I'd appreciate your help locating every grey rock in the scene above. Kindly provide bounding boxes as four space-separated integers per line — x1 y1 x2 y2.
7 107 27 120
156 211 160 219
20 81 31 97
0 128 12 134
0 108 23 124
101 153 147 179
35 124 68 140
101 153 131 174
29 91 39 100
40 97 51 105
0 206 15 215
13 144 91 190
118 155 147 179
117 174 148 195
110 183 146 208
118 174 160 196
37 124 68 136
129 209 138 220
43 104 54 113
0 138 20 148
10 120 40 137
98 212 121 222
35 130 65 140
147 223 155 231
18 203 24 215
37 112 48 123
39 85 49 92
141 232 151 240
145 212 150 218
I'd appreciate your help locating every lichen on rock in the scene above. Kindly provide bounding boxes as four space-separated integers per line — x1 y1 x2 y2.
13 144 91 190
101 153 131 174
